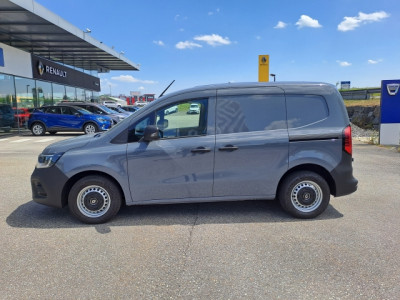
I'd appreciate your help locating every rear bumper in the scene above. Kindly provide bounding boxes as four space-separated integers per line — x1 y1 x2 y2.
331 153 358 197
31 166 69 208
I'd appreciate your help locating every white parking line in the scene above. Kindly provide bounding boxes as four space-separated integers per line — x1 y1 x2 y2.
10 138 32 143
34 138 55 143
0 138 10 142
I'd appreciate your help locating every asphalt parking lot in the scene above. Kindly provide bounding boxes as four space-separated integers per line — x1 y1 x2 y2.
0 134 399 299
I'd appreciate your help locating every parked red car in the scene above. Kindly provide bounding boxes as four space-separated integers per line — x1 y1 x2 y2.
13 107 30 128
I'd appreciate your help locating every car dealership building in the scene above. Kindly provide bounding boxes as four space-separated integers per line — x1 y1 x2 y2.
0 0 139 136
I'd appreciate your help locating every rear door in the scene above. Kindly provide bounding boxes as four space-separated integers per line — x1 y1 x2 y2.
42 106 61 130
59 106 83 129
213 87 289 198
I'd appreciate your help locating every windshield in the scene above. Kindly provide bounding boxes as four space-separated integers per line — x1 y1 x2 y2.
116 107 128 113
77 108 92 115
99 105 117 114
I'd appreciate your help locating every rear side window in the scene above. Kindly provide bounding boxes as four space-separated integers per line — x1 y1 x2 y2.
44 107 61 114
286 95 328 128
216 95 286 134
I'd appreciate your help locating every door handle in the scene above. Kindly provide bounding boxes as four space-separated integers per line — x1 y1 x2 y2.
218 145 239 151
191 147 211 153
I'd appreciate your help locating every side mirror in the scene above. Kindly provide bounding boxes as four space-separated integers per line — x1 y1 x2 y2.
157 119 169 130
143 125 160 142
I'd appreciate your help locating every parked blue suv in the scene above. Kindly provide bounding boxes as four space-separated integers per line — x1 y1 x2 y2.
28 105 112 136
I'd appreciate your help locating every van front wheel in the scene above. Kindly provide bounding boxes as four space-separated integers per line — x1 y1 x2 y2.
279 171 330 219
68 175 122 224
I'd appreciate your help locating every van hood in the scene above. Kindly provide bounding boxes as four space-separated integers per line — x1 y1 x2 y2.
41 134 97 155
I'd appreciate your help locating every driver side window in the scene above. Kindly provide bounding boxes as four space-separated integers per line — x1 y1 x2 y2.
127 98 208 143
156 99 208 139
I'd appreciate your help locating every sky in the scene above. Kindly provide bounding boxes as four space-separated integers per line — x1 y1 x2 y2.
35 0 399 97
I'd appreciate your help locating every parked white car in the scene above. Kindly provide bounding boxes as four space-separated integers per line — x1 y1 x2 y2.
165 105 178 115
187 103 200 114
103 100 120 108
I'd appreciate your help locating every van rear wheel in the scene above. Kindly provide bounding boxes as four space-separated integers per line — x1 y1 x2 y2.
68 175 122 224
279 171 330 219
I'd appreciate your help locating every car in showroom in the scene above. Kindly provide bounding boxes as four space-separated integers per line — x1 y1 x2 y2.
0 103 14 132
28 105 112 135
13 107 30 128
31 82 357 224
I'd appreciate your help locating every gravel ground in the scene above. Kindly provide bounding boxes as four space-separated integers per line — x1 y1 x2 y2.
351 123 399 152
351 123 378 139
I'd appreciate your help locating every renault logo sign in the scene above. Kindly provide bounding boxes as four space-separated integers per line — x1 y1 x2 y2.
387 83 399 96
37 60 67 78
38 61 44 75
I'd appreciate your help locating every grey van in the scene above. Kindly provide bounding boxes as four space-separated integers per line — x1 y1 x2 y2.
31 82 357 224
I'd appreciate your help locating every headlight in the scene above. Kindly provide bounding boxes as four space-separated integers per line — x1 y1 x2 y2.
36 152 64 168
97 117 107 122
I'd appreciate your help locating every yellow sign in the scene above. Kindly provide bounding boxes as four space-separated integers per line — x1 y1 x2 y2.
258 55 269 82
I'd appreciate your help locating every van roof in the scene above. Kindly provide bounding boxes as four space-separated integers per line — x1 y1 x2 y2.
160 81 334 99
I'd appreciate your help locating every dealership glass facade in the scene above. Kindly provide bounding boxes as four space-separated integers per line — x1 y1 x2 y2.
0 72 99 136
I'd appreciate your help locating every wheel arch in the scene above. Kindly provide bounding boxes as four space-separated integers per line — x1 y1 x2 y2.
61 171 125 207
277 164 336 197
82 121 99 131
29 120 46 130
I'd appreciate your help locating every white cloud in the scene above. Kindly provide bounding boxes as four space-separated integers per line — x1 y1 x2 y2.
368 59 383 64
274 21 288 29
153 40 165 46
139 86 145 90
338 11 389 32
208 8 220 16
296 15 322 28
111 75 157 84
194 34 231 46
175 41 202 49
336 60 352 67
174 14 188 21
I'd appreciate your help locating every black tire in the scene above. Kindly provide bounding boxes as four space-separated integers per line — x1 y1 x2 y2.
83 122 98 134
31 122 46 136
278 171 330 219
68 175 122 224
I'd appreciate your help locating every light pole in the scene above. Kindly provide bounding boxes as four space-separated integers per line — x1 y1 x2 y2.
109 84 111 97
270 74 276 82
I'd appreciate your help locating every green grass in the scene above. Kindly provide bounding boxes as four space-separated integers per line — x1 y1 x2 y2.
344 98 380 107
177 103 190 111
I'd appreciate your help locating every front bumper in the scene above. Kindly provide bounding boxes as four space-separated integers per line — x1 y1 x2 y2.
31 166 69 208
